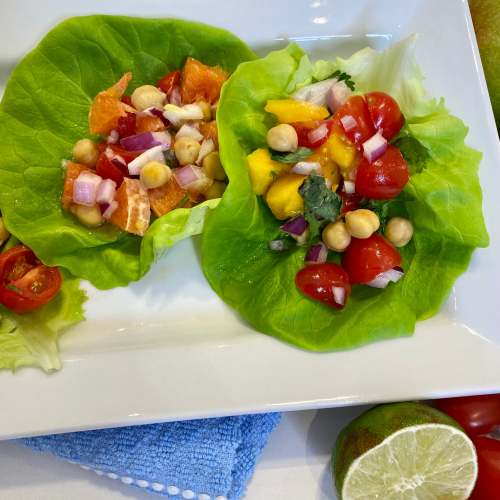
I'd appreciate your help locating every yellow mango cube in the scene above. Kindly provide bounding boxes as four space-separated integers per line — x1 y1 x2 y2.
247 148 292 195
325 131 359 176
266 173 307 220
265 100 329 123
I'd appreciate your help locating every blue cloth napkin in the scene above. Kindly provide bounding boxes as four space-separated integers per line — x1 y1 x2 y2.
14 413 281 500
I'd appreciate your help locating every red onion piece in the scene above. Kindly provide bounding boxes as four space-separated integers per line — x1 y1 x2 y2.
175 123 204 142
290 161 323 176
73 171 102 206
143 106 164 118
362 130 387 163
96 178 117 205
120 131 171 152
102 200 118 219
170 86 182 107
104 147 128 173
196 138 215 166
106 130 120 145
280 215 309 236
365 266 405 289
332 286 346 306
127 145 165 176
305 242 328 264
307 123 329 144
173 165 213 193
325 179 333 190
340 115 358 133
344 180 355 194
99 203 109 216
325 81 351 113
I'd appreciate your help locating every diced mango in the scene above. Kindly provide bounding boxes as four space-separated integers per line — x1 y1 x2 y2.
247 148 292 195
265 100 329 123
266 173 307 220
306 148 341 193
324 126 360 176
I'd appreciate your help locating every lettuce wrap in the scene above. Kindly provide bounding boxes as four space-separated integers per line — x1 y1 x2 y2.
0 16 257 290
201 36 489 351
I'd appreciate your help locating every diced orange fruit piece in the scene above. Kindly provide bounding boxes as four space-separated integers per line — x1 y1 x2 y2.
148 175 189 218
136 115 165 133
180 57 230 105
199 121 219 151
62 161 93 210
88 73 135 136
264 100 329 123
110 178 151 236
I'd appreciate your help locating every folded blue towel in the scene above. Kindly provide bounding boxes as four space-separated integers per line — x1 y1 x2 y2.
14 413 281 500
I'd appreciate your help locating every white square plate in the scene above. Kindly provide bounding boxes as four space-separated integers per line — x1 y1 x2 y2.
1 0 499 440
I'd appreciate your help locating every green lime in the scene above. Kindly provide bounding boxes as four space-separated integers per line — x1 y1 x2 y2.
331 402 478 500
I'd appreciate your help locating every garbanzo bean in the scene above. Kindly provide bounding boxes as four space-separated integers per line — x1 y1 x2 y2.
74 204 104 228
174 137 202 166
131 85 166 111
140 161 171 189
386 217 414 247
72 139 100 168
203 152 226 180
322 220 351 252
204 180 226 200
345 209 380 239
266 124 298 152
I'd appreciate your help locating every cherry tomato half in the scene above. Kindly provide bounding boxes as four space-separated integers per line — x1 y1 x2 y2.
156 70 181 100
365 92 404 141
289 119 335 149
0 245 62 313
96 152 131 187
296 263 351 310
342 234 403 285
435 394 500 437
355 144 410 200
333 96 376 150
470 437 500 500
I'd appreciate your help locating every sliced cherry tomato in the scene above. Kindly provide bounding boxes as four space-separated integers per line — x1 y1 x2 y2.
355 144 410 200
289 119 334 149
120 95 135 108
96 152 131 187
0 245 62 313
118 112 137 138
333 96 376 150
470 437 500 500
338 186 362 215
342 234 403 285
97 143 141 164
365 92 404 141
156 70 181 100
296 263 351 310
435 394 500 437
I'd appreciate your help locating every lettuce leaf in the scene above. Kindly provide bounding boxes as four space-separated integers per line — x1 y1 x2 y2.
0 16 256 290
201 36 489 351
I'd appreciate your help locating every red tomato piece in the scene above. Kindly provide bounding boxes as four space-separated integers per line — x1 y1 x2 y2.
96 143 141 164
296 263 351 310
156 70 181 100
435 394 500 437
470 437 500 500
338 186 362 215
289 119 335 149
118 112 137 138
365 92 404 141
120 95 135 108
0 245 62 313
96 152 131 187
333 96 376 150
355 144 410 200
342 234 403 285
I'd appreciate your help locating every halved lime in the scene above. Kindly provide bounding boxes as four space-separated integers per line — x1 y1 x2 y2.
332 402 478 500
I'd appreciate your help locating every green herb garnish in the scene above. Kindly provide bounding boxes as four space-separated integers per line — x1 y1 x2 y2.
391 121 430 175
175 194 191 209
268 147 314 163
5 285 23 295
269 171 278 180
312 70 355 91
358 195 413 234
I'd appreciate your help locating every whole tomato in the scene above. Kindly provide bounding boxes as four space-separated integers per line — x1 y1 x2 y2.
470 437 500 500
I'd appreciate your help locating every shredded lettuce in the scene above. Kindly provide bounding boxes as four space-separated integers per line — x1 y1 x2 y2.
201 36 489 351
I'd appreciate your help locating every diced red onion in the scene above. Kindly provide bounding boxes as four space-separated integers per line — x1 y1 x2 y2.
290 161 323 176
348 165 357 181
290 78 337 107
143 106 164 118
106 130 120 145
344 180 355 194
120 131 171 152
279 215 309 236
127 145 165 176
173 165 213 193
175 123 204 142
307 123 329 144
291 227 310 245
325 81 351 113
362 130 387 163
104 147 128 172
73 171 102 206
196 138 215 166
170 86 182 107
365 266 405 289
325 179 333 190
163 104 203 129
99 203 109 216
305 242 328 264
96 178 117 205
383 267 404 283
102 200 118 219
332 286 346 306
340 115 358 133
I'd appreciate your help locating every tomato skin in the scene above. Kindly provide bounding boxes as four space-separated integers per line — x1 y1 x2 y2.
120 95 135 108
435 394 500 437
355 145 410 200
295 263 351 310
342 234 403 285
156 70 181 100
0 245 62 313
117 112 137 138
338 187 362 215
469 437 500 500
333 96 376 150
289 120 334 149
96 152 131 187
365 92 404 141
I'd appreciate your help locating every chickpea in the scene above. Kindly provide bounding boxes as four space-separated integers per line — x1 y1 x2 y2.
203 152 226 181
197 101 212 121
204 180 227 200
72 139 100 167
174 137 202 166
140 161 171 189
0 217 11 246
322 220 351 252
210 100 218 118
74 204 104 228
345 209 380 239
131 85 166 111
267 124 298 152
386 217 414 247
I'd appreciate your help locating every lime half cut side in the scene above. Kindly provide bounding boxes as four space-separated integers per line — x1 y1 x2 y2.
341 424 477 500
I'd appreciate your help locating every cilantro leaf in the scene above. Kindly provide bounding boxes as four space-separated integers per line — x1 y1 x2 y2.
5 285 23 295
268 147 314 163
269 171 277 180
391 122 430 175
358 195 413 234
312 70 355 91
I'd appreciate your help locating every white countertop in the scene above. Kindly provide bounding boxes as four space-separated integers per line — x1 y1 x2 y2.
0 406 371 500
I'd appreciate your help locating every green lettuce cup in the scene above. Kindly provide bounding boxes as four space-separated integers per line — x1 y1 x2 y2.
201 36 489 351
